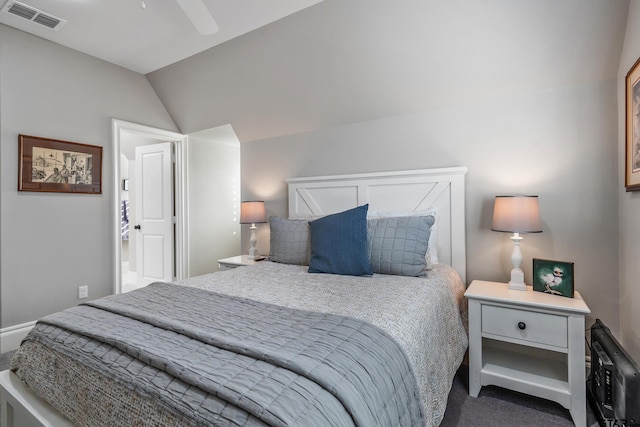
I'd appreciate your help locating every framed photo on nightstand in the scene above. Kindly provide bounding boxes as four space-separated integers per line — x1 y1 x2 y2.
532 258 574 298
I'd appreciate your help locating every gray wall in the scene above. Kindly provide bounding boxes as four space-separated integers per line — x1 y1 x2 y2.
618 1 640 362
187 126 241 276
148 0 630 352
0 24 177 329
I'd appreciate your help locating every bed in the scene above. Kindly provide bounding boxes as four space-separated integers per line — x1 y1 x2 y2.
1 167 468 427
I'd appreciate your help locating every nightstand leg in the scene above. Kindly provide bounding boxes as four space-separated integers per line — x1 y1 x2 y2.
568 315 586 427
468 300 482 397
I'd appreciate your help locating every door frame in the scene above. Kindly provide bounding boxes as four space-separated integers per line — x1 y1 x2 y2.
111 119 189 294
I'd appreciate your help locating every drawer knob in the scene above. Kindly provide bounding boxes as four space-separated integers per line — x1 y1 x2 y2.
518 322 526 330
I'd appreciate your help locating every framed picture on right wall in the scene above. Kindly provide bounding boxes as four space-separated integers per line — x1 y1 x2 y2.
625 56 640 191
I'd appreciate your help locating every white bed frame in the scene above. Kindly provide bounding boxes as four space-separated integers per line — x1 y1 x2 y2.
288 166 467 283
1 166 467 427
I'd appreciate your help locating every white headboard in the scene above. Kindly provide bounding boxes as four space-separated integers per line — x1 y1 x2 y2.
286 167 468 283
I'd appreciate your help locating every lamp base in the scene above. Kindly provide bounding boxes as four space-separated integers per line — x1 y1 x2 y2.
508 281 527 291
247 224 261 261
508 267 527 291
248 241 261 261
506 235 527 291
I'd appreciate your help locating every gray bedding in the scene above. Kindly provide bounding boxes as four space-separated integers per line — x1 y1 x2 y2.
178 262 468 426
16 282 421 426
11 262 468 427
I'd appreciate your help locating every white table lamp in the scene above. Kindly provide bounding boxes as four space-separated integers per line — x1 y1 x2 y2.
491 195 542 290
240 201 267 260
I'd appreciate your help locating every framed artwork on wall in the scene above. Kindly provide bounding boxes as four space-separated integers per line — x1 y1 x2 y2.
532 258 574 298
625 56 640 191
18 134 102 194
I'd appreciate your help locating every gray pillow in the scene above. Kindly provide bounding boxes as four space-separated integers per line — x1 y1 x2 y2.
367 215 434 277
269 217 311 265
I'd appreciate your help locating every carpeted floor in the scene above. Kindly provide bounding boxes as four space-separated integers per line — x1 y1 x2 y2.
0 351 599 426
441 366 599 426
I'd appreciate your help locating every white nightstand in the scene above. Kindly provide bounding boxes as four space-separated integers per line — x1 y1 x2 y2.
465 280 590 427
217 255 263 271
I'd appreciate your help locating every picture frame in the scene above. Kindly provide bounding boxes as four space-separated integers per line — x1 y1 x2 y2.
532 258 574 298
625 56 640 191
18 134 102 194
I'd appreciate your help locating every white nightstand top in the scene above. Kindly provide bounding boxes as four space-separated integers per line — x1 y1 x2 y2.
465 280 590 314
217 255 263 267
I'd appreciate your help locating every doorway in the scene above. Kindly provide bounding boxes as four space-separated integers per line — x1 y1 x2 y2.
112 119 188 294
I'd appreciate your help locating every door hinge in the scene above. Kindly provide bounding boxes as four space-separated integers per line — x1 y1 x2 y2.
173 216 177 224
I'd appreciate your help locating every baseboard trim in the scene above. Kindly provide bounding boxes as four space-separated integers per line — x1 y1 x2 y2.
0 321 36 353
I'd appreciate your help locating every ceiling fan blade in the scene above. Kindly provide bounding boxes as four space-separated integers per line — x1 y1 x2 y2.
176 0 219 35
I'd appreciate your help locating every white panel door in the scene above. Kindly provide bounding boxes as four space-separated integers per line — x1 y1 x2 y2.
135 142 174 286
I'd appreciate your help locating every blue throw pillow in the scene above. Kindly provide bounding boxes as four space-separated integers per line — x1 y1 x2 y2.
308 204 373 276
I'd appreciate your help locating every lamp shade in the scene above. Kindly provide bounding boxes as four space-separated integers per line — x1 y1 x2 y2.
240 201 266 224
491 196 542 233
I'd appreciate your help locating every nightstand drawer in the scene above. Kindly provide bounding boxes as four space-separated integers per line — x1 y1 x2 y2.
482 305 568 348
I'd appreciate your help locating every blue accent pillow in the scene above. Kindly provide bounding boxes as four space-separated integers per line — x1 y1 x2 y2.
308 204 373 276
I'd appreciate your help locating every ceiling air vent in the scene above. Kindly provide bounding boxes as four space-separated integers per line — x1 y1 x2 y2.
2 1 66 31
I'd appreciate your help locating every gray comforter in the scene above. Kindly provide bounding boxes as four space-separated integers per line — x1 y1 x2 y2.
14 282 422 426
180 262 468 427
12 262 467 427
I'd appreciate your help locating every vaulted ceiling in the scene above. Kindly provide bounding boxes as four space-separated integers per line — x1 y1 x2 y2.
0 0 630 145
0 0 322 74
145 0 629 143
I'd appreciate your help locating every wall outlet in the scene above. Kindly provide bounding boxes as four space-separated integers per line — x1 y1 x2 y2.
78 285 88 300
